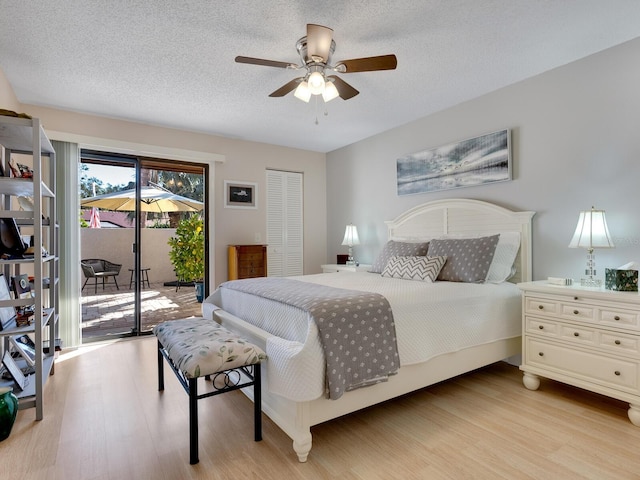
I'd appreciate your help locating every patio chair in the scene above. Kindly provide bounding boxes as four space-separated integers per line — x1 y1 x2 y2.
81 259 122 294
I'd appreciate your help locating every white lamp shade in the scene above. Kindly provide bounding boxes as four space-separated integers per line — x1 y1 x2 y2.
322 81 339 102
341 224 360 246
294 81 311 102
568 207 614 249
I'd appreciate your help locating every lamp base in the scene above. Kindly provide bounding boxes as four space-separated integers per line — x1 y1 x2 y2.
345 260 356 266
580 277 602 287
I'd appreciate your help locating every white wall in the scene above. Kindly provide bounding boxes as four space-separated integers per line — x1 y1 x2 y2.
10 103 327 288
327 37 640 282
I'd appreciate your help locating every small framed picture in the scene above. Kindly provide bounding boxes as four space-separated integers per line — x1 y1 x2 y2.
224 181 257 209
12 274 31 299
2 350 27 390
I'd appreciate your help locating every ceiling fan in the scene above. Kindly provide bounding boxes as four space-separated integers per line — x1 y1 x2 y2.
235 24 397 103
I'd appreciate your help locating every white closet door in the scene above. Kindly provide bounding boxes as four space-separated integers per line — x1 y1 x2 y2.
266 169 303 277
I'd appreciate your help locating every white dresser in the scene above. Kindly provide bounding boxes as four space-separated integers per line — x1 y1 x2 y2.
518 281 640 426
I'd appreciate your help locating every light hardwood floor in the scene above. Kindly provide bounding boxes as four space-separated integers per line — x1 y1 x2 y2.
2 336 640 480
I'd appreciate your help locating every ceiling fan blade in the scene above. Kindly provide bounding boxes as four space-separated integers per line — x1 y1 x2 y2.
337 54 398 73
268 78 302 97
327 76 359 100
306 24 334 62
235 56 294 69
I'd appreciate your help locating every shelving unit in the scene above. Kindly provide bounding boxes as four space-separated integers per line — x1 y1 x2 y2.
0 116 58 420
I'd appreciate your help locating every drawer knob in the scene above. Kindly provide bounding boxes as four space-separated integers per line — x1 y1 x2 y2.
573 310 579 315
614 315 621 321
573 332 579 337
615 371 621 376
615 340 621 345
538 305 544 310
574 296 579 301
538 352 544 357
538 325 544 330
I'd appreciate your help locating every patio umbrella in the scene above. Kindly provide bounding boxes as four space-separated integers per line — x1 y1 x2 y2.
89 207 101 228
88 183 101 228
80 186 203 213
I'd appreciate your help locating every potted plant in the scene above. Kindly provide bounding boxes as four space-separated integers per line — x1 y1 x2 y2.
168 215 205 302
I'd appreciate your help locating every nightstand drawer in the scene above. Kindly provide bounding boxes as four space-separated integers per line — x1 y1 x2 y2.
599 308 640 329
600 331 640 356
525 317 560 337
525 296 596 322
559 324 596 346
559 304 595 322
525 297 561 316
526 338 638 393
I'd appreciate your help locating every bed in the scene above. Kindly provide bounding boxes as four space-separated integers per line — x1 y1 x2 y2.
203 198 535 462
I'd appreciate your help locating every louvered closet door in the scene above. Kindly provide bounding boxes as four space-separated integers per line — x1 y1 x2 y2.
266 169 303 276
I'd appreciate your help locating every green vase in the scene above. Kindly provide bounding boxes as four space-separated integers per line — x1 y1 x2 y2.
0 386 19 441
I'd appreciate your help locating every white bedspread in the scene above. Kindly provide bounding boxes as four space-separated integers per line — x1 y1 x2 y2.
203 272 521 402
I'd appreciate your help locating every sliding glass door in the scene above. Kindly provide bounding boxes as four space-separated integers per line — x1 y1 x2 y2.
80 153 207 342
138 159 207 334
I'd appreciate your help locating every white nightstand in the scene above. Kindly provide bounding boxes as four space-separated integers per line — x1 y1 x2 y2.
518 280 640 426
321 264 372 273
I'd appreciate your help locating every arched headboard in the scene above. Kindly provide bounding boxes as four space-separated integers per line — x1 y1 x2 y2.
385 199 535 283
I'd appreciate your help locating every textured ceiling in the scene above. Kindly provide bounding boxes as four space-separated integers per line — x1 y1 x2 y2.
1 1 640 153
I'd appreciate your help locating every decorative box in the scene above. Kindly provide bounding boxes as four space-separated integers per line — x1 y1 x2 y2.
605 268 638 292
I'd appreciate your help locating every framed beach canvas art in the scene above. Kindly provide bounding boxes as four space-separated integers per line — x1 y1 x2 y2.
397 129 511 196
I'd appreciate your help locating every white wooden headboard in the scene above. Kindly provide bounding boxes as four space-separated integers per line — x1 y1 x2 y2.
385 199 535 283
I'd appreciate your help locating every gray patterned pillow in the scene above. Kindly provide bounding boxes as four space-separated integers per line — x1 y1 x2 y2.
369 240 429 273
381 255 447 282
428 235 500 283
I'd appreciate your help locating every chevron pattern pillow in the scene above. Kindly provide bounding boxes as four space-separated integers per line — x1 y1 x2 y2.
381 255 447 282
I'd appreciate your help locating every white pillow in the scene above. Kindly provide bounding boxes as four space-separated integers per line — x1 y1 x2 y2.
487 232 521 283
437 232 521 283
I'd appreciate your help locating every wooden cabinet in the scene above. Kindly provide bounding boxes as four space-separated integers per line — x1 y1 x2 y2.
518 281 640 427
228 245 267 280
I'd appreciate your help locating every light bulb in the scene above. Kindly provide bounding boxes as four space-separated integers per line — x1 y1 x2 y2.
294 81 311 102
308 71 325 95
322 81 339 102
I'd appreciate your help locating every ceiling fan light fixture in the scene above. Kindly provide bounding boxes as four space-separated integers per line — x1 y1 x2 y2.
322 80 339 102
308 71 325 95
294 80 311 102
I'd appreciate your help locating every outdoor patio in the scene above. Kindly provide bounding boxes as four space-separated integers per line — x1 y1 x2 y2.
81 281 204 340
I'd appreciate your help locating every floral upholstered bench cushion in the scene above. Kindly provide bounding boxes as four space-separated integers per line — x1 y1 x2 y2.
153 317 266 379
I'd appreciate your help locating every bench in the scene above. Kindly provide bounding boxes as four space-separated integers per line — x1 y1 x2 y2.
153 317 266 464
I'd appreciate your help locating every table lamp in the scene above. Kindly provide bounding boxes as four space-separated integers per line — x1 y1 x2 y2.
341 224 360 266
568 206 614 286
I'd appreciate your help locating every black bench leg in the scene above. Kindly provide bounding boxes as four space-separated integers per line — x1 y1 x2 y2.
157 340 164 391
254 364 262 442
189 378 199 465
